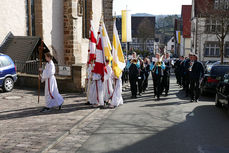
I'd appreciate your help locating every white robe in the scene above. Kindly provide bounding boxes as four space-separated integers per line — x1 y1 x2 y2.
89 73 104 105
111 74 123 107
41 60 64 108
86 65 92 100
104 65 114 102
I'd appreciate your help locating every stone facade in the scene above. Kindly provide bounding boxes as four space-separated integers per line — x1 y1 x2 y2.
103 0 113 41
0 0 114 91
63 0 76 66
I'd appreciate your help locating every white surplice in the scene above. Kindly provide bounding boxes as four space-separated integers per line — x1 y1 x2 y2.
89 73 104 105
86 64 92 100
41 60 64 108
103 65 114 102
111 74 123 107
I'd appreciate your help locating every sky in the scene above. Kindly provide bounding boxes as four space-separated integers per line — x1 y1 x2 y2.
113 0 192 15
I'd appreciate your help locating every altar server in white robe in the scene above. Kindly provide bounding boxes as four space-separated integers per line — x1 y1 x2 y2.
110 73 123 108
85 62 93 105
89 72 104 107
104 59 113 105
39 52 64 112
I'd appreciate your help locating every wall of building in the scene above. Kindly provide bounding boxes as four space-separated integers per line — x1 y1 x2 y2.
42 0 64 64
0 0 27 44
184 38 191 57
192 18 229 62
78 0 103 65
167 37 175 52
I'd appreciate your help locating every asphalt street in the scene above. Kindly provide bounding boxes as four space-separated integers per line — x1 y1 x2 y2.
77 76 229 153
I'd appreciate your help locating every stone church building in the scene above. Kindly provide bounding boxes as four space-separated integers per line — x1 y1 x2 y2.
0 0 113 91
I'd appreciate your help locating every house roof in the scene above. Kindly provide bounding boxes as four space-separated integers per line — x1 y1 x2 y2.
116 16 155 38
0 32 55 63
194 0 214 17
182 5 192 38
0 34 41 62
131 16 155 37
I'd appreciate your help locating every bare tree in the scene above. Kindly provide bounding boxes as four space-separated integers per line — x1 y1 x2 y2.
203 0 229 63
137 18 154 51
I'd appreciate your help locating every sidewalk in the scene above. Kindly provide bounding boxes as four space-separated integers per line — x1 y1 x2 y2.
0 88 101 153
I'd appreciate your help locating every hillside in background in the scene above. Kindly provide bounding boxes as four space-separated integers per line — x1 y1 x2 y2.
155 15 180 44
132 14 180 44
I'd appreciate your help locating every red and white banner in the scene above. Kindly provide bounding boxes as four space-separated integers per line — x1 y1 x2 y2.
92 23 106 80
88 21 97 65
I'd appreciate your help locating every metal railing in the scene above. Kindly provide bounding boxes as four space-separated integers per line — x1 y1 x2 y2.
14 60 72 77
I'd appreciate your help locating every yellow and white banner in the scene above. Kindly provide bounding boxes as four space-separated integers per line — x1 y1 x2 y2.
176 31 181 44
101 22 113 63
113 21 126 78
122 10 132 43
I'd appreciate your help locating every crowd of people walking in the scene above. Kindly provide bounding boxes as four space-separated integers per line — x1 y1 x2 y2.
127 52 205 102
127 52 172 100
174 53 204 102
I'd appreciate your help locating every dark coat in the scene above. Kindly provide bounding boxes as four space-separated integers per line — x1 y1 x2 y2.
129 63 139 81
189 61 204 80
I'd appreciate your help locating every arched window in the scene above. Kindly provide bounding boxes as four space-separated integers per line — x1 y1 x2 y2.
82 0 92 39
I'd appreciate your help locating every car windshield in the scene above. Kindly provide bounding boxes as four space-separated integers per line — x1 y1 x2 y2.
210 66 229 76
0 56 11 68
207 61 217 64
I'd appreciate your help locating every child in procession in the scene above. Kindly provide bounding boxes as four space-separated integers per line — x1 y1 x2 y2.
110 72 123 108
103 58 114 106
39 52 64 112
89 72 104 108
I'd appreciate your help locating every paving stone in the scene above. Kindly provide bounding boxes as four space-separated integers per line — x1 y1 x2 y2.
0 88 95 152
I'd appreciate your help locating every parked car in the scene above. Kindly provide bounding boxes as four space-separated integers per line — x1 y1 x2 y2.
205 61 220 73
0 53 17 92
215 73 229 109
200 64 229 95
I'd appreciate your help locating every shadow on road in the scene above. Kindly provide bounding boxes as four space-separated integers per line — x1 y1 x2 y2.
140 101 191 108
0 102 94 121
106 105 229 153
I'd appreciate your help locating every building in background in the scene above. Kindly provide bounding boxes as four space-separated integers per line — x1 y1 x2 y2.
0 0 114 91
174 18 182 57
166 36 175 54
181 5 192 57
116 15 155 56
191 0 229 62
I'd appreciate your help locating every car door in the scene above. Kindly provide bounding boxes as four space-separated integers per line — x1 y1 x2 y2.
220 74 229 104
0 58 4 86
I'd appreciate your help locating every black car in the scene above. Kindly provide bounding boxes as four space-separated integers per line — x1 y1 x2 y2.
215 73 229 109
200 64 229 95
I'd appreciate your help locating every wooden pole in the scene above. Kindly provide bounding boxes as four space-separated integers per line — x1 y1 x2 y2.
38 40 43 103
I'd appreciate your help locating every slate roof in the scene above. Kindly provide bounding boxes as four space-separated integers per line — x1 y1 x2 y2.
0 33 52 63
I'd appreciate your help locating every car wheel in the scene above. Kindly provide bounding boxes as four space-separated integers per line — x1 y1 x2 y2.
215 93 222 108
3 77 14 92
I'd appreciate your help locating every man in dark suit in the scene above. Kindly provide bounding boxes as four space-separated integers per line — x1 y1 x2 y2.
129 58 139 98
183 54 191 97
151 53 165 100
189 54 204 102
162 53 172 96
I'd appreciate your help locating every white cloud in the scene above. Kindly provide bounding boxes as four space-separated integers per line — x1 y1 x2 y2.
113 0 192 15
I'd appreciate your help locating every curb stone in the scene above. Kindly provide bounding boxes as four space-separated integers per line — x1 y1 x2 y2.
41 108 99 153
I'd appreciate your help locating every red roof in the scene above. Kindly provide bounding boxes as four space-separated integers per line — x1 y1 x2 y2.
182 5 192 38
194 0 214 16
